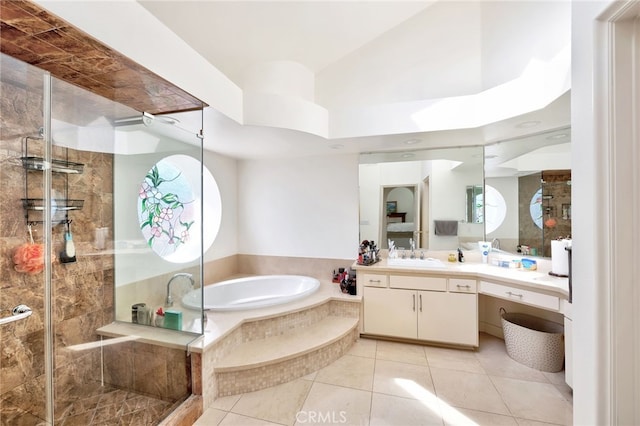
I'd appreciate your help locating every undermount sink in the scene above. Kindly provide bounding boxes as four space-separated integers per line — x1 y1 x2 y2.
386 257 445 268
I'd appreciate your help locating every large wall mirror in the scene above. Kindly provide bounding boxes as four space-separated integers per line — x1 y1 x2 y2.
358 92 571 257
359 146 484 251
484 127 571 257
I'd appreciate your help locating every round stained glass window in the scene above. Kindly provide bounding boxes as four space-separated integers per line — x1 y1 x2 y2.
137 155 220 263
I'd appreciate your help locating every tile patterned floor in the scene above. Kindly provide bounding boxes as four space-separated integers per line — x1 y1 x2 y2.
194 333 573 426
56 384 175 426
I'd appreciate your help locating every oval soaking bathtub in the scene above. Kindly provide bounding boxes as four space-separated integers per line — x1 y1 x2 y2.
181 275 321 311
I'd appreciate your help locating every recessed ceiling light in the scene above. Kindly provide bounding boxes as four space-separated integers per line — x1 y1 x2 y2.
403 138 422 145
329 144 344 150
516 120 541 129
401 152 415 159
546 133 569 140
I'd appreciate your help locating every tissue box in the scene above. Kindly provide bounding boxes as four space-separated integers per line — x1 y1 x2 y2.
163 310 182 330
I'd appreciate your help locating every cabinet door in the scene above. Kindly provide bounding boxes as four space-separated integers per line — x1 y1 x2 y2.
417 291 478 346
363 287 417 339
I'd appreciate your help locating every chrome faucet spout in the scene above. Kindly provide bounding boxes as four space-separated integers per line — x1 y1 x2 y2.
166 273 194 307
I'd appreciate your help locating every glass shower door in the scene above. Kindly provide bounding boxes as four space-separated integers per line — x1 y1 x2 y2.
2 51 205 424
0 53 51 424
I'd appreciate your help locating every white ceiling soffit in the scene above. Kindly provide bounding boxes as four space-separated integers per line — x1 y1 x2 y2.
36 0 572 158
138 0 570 141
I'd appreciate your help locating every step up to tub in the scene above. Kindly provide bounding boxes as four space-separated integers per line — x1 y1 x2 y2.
214 314 359 396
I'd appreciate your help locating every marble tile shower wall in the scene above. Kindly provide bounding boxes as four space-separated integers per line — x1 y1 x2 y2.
0 72 116 421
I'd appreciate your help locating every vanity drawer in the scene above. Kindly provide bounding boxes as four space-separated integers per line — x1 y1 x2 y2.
449 278 477 293
480 281 560 311
390 275 446 291
361 273 388 288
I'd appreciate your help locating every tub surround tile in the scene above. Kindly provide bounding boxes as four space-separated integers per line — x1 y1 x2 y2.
237 254 355 283
216 317 358 372
215 327 358 397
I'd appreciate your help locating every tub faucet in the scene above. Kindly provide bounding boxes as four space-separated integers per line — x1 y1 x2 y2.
166 273 194 307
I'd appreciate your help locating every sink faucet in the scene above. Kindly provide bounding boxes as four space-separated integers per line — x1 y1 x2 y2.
492 238 501 250
166 273 194 307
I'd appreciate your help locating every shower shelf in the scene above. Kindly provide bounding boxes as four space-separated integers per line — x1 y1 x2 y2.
21 198 84 211
21 156 84 174
20 142 86 225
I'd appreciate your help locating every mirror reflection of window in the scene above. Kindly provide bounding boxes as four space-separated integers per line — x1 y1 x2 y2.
466 185 483 223
482 185 507 234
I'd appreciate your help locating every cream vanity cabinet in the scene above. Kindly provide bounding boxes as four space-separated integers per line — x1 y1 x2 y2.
362 272 478 347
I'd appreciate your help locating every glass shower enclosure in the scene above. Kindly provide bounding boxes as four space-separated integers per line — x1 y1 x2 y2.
1 53 204 424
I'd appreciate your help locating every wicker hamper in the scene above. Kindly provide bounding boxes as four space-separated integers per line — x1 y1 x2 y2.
500 308 565 372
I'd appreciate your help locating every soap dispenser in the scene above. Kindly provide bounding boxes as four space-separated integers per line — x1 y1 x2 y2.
457 248 464 262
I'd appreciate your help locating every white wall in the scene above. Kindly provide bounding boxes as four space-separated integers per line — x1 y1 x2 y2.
238 154 359 259
316 1 482 108
203 149 239 262
572 1 618 423
429 161 483 249
480 1 571 90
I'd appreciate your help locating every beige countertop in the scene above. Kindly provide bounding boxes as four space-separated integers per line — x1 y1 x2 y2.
352 253 569 299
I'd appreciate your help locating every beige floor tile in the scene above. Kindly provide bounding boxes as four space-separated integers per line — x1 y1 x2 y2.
425 346 485 374
477 333 508 353
475 348 549 383
348 337 378 358
373 358 434 399
194 407 227 426
491 376 573 425
515 418 566 426
542 371 573 404
211 394 242 411
219 412 284 426
296 382 371 426
231 379 313 425
315 354 375 391
370 392 444 426
430 367 510 416
442 407 518 426
375 340 428 366
302 370 318 381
